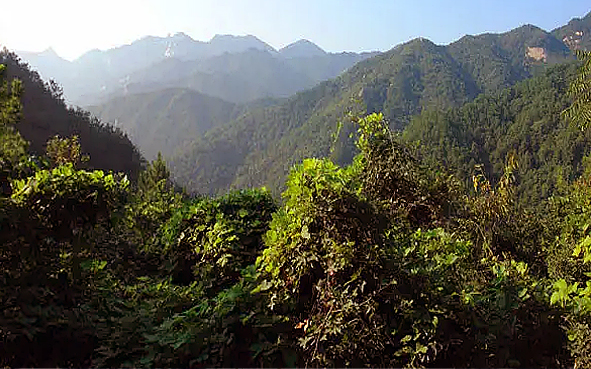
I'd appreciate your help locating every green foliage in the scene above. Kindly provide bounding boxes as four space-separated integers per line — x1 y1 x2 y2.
545 172 591 366
256 116 470 367
161 188 276 289
128 153 182 248
543 51 591 363
258 156 389 366
460 153 519 254
563 50 591 130
88 188 281 368
404 62 588 206
1 50 144 180
0 63 28 193
138 152 171 194
45 134 88 167
0 106 579 368
0 162 130 367
11 164 129 236
356 113 460 227
89 266 289 368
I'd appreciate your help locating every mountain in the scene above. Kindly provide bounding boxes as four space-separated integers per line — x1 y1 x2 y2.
89 49 313 104
88 88 242 160
17 48 71 86
86 46 376 105
16 34 374 106
67 33 277 105
447 24 571 94
279 39 327 58
552 11 591 51
14 33 273 105
79 38 377 170
207 34 276 55
0 49 143 179
404 62 587 205
167 17 581 195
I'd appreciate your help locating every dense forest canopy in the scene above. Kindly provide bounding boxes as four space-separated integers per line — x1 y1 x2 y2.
404 62 590 206
4 10 591 369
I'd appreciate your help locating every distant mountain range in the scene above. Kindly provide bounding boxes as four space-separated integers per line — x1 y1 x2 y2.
17 34 378 106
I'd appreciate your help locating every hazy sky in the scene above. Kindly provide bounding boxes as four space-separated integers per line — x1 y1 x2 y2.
1 0 590 61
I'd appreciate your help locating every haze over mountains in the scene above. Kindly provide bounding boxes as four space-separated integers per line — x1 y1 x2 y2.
14 10 591 196
18 33 378 106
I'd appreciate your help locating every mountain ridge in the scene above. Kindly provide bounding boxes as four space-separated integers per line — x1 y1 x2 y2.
88 87 242 161
279 39 327 58
17 32 377 106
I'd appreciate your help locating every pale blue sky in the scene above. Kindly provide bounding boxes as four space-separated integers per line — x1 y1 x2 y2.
1 0 590 60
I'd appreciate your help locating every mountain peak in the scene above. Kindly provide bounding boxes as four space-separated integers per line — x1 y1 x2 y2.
209 34 276 53
170 32 193 41
211 34 258 42
511 23 546 34
279 39 326 58
400 37 439 50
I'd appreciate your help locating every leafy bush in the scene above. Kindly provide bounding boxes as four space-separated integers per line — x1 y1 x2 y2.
256 115 469 367
0 164 129 367
160 188 276 289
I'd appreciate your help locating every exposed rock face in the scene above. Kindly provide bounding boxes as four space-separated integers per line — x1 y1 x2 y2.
526 46 547 62
562 30 584 49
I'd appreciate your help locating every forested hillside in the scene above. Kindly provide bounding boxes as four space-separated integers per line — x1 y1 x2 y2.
0 49 143 179
169 22 578 195
4 50 591 368
405 62 589 206
88 88 242 160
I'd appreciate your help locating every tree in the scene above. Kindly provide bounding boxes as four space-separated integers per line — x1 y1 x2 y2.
138 152 171 194
129 152 181 249
46 135 87 167
563 50 591 130
0 63 27 195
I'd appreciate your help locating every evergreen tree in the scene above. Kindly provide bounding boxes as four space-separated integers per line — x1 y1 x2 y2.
45 135 87 167
0 64 26 195
138 152 171 194
130 152 181 249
